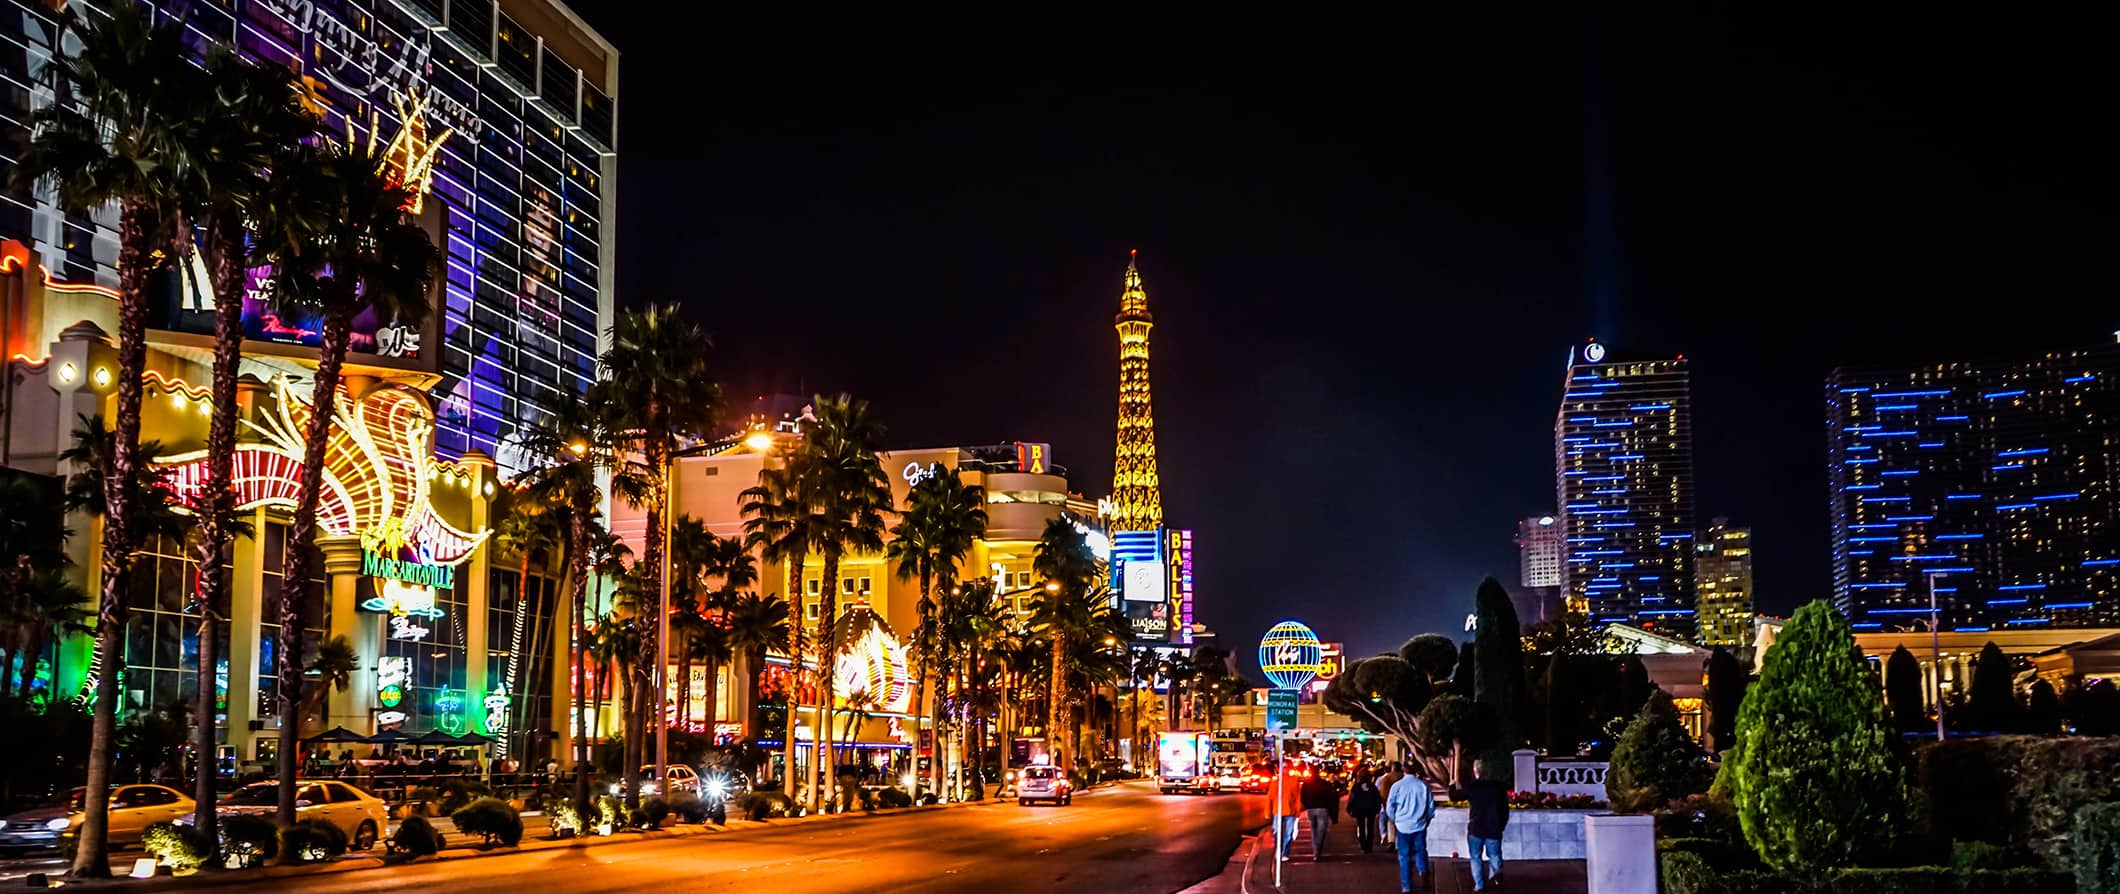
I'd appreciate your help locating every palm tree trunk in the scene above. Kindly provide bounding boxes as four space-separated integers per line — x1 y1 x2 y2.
567 515 592 819
74 207 156 879
1047 634 1066 768
911 569 930 797
628 429 670 812
18 628 49 698
782 554 804 800
503 552 531 760
817 551 839 811
701 649 720 739
676 635 692 732
192 212 245 846
279 304 352 827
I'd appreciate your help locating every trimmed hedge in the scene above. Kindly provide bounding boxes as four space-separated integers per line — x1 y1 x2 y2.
876 787 913 809
452 797 524 847
641 797 672 828
280 818 348 863
2078 802 2120 894
141 821 213 873
1917 735 2120 872
1658 857 2073 894
666 793 710 824
219 814 280 867
734 790 794 820
389 815 445 858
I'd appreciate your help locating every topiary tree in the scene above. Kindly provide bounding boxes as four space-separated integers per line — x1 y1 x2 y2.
2024 679 2061 735
1725 600 1912 871
1604 689 1713 812
387 815 444 859
1321 653 1443 778
1705 646 1747 753
1884 645 1926 734
452 797 524 847
1470 577 1525 780
1968 641 2017 733
1399 634 1459 684
1415 693 1496 782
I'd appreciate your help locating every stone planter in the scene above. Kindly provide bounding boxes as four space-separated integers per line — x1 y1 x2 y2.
1425 807 1594 860
1583 813 1655 894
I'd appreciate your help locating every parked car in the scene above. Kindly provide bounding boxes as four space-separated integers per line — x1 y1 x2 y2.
638 764 700 796
218 780 386 850
1017 765 1072 806
0 784 195 855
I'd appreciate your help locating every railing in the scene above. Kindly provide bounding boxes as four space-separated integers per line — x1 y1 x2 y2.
1508 749 1609 798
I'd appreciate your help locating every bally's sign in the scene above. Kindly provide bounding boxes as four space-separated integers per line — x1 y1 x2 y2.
362 549 457 589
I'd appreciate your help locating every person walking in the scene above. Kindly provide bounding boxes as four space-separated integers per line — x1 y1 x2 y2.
1383 770 1436 893
1346 768 1383 853
1299 770 1339 861
1274 761 1305 861
1376 761 1406 847
1451 764 1511 891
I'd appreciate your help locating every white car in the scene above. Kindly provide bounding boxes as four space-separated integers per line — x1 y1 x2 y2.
0 784 196 854
219 781 386 850
638 765 699 796
1017 765 1072 806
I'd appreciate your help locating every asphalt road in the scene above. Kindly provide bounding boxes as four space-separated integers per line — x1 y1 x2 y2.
194 781 1264 893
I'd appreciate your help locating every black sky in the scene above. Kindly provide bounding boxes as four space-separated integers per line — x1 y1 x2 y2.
569 4 2114 669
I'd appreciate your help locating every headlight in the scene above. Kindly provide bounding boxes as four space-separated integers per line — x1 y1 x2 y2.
46 817 71 831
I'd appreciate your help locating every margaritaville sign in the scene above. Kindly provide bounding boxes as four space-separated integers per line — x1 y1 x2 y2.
361 549 456 588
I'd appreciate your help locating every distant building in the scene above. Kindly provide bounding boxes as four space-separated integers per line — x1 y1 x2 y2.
1826 345 2120 631
1555 340 1696 636
1518 515 1564 588
1694 519 1754 647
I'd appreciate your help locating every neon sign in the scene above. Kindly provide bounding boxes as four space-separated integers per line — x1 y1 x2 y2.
362 579 446 641
902 462 938 487
484 684 510 751
377 657 410 728
361 550 456 588
834 625 912 713
435 691 467 735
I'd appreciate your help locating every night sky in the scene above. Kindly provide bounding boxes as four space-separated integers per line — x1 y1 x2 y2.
570 5 2112 670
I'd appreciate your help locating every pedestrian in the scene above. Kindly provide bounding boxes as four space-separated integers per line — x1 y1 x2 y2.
1347 768 1383 853
1377 761 1406 847
1383 769 1436 893
1274 761 1305 862
1450 763 1511 891
1299 770 1339 860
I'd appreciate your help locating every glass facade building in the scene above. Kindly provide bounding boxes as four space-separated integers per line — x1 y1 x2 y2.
1826 347 2120 631
0 0 618 471
1555 341 1696 637
1693 518 1753 647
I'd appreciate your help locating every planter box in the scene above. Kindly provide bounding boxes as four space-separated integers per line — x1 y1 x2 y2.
1584 813 1655 894
1425 807 1593 861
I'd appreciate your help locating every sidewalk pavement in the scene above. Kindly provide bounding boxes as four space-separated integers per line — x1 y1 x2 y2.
1183 805 1587 894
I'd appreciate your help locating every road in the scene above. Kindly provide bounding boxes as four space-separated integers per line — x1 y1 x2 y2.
201 781 1263 893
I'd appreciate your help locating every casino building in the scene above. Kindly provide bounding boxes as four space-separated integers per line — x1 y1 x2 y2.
0 0 614 771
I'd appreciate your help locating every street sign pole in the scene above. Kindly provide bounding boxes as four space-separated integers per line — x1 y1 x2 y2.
1258 620 1322 891
1272 731 1283 888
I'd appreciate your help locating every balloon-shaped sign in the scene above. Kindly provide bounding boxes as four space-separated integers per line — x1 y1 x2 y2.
1258 620 1324 690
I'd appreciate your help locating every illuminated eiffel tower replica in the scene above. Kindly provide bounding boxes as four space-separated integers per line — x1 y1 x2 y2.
1109 250 1164 533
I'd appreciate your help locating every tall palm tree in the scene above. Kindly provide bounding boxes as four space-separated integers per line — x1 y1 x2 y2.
738 463 817 799
689 621 734 739
7 570 90 701
597 306 719 809
493 496 562 760
295 635 358 732
791 395 891 809
1 477 71 699
512 387 628 817
15 8 209 874
253 136 439 826
886 467 985 795
1030 518 1097 767
185 46 316 848
723 592 789 742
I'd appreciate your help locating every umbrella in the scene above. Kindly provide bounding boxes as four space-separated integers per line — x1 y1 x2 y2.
409 730 462 745
451 731 494 745
304 726 365 744
365 729 412 744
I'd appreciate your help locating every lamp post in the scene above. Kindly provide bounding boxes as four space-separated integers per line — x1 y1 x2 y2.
1928 570 1945 742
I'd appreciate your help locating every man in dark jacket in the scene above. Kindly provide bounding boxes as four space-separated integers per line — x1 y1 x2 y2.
1345 769 1383 852
1298 772 1339 860
1450 767 1511 891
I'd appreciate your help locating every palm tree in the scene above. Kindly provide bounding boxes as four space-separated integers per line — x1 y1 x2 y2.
253 136 439 825
1160 651 1196 731
1 477 72 700
886 466 985 796
791 395 892 809
492 496 562 760
7 570 90 701
15 8 209 873
1030 518 1098 767
723 592 789 742
597 306 719 809
738 463 818 799
689 622 734 739
295 635 358 733
185 46 316 849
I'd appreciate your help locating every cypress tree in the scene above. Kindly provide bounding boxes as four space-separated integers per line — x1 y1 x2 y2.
1968 641 2017 732
1705 646 1746 753
1606 688 1713 812
1884 645 1926 733
1471 577 1525 781
1726 600 1913 871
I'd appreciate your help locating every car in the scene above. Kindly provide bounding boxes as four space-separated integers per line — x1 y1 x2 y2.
637 764 699 796
0 784 196 855
1017 765 1072 806
218 780 386 850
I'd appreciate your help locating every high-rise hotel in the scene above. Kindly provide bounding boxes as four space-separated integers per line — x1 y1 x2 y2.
1555 340 1696 636
1826 345 2120 631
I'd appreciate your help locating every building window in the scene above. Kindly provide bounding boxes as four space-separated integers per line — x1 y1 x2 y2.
805 603 820 621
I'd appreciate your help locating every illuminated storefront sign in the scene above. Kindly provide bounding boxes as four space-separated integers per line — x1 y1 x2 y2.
834 625 912 713
376 657 411 728
1169 529 1195 646
435 691 467 735
1015 442 1051 473
484 685 510 744
361 550 456 588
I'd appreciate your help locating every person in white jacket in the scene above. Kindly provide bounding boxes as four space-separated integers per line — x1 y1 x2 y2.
1383 772 1436 893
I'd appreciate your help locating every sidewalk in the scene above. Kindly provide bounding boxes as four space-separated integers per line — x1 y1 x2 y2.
1183 807 1587 894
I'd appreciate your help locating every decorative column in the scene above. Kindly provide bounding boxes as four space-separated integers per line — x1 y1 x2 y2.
458 450 496 741
550 578 574 764
224 507 268 761
317 533 372 734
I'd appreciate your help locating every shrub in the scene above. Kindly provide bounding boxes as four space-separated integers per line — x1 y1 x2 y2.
280 818 348 864
1824 867 2071 894
2077 802 2120 894
1659 849 1716 894
594 795 622 832
451 797 524 847
666 793 710 824
1918 735 2120 873
1606 689 1714 812
218 814 279 868
435 779 491 817
1726 600 1913 871
388 815 444 858
735 790 794 820
1505 790 1602 810
1653 794 1743 844
641 797 671 828
1951 840 2009 871
1658 836 1756 871
876 787 913 809
141 821 213 873
546 802 581 838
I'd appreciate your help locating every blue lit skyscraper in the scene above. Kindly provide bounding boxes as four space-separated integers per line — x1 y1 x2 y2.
1826 346 2120 631
1555 340 1696 637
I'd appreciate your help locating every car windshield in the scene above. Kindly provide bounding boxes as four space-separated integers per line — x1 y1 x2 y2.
223 786 277 806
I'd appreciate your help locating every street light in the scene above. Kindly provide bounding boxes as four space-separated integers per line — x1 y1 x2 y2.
743 430 774 452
